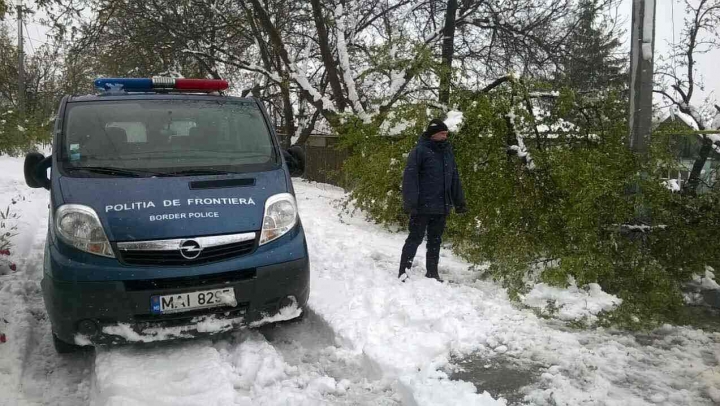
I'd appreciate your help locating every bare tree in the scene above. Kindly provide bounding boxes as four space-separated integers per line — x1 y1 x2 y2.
654 0 720 194
310 0 347 111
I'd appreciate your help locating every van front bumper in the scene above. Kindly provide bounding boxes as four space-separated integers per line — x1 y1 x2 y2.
42 244 310 345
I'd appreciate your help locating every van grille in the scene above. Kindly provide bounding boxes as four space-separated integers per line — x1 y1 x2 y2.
117 233 256 266
123 269 256 291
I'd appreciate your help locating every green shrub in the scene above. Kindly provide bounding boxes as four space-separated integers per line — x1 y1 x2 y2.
0 109 52 156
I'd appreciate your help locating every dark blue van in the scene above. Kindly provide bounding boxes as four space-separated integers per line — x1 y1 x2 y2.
24 78 309 352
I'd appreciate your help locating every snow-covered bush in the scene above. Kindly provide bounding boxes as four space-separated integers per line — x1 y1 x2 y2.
339 81 720 326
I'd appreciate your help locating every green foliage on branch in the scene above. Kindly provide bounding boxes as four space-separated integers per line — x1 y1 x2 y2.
0 110 52 156
338 103 431 225
338 80 720 326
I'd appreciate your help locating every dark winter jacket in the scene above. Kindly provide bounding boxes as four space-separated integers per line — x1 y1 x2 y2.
402 137 467 215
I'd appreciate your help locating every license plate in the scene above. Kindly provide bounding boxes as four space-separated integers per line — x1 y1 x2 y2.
150 288 236 314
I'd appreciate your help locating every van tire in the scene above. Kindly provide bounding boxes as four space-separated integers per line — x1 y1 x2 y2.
52 333 85 354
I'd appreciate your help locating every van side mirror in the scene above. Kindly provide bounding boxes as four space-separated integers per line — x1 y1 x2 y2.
24 152 51 190
283 145 305 177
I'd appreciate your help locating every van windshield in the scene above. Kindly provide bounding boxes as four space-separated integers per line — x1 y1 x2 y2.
60 99 277 176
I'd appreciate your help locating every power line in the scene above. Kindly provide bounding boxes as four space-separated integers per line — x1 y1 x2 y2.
24 36 48 46
33 22 43 43
23 21 36 54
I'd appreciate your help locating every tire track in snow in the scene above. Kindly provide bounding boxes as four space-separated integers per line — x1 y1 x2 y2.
259 310 400 405
0 159 94 406
17 222 94 405
91 315 401 405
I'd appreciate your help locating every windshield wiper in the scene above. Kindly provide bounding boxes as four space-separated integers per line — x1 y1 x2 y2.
156 168 234 177
65 166 156 177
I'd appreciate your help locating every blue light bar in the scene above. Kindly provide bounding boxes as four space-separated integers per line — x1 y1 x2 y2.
94 78 154 91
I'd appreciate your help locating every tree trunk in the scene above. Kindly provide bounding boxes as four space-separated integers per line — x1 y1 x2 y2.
243 5 273 72
684 105 720 194
438 0 458 105
248 0 336 120
678 104 708 195
281 76 295 149
293 109 321 147
685 140 713 194
310 0 347 111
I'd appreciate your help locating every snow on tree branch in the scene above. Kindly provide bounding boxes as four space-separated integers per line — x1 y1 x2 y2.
387 45 407 97
528 91 560 98
507 106 536 171
291 66 335 112
678 102 708 131
334 4 370 123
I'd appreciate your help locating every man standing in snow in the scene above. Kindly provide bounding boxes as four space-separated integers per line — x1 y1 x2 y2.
398 119 467 282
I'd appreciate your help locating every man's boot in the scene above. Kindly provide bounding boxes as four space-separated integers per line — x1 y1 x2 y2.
399 214 428 282
398 266 410 282
425 257 443 282
398 256 412 282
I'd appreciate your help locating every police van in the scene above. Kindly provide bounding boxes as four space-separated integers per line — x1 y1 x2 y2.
23 77 309 352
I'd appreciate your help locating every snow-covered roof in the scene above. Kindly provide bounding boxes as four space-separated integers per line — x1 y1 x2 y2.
657 108 700 130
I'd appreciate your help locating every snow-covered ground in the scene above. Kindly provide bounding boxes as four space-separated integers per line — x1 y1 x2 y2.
520 280 622 323
1 154 719 405
0 155 94 406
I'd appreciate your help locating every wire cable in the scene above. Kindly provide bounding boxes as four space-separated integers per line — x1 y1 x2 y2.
22 21 36 54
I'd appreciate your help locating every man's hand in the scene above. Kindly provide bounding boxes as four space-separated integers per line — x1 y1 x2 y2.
404 203 418 215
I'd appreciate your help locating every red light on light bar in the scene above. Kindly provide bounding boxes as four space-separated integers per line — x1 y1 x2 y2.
174 79 229 91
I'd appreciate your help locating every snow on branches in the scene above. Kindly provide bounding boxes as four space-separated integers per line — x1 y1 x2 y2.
506 107 536 171
334 5 370 123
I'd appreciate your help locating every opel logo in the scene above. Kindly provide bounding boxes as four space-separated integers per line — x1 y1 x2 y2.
179 240 203 259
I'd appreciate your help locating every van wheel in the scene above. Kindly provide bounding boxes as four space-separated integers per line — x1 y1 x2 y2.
52 334 85 354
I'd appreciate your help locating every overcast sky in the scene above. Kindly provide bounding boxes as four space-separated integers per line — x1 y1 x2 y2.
16 0 720 108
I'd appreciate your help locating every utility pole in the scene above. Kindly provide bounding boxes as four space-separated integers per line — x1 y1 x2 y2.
628 0 656 156
625 0 656 232
17 2 25 116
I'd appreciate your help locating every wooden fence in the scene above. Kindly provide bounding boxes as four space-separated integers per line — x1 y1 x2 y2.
300 136 350 186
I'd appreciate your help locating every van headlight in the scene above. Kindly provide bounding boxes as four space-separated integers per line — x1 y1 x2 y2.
259 193 298 246
55 204 115 258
